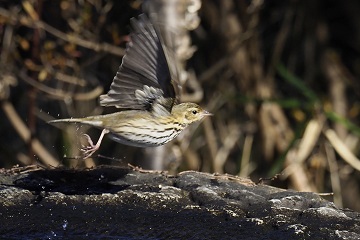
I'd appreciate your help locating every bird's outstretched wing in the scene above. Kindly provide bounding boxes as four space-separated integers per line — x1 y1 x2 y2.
99 14 179 114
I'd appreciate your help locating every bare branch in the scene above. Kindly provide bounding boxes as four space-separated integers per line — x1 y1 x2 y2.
0 7 125 56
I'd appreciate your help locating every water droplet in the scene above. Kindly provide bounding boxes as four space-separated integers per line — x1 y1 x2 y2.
62 219 68 230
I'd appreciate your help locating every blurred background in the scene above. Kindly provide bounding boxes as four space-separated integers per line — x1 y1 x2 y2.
0 0 360 211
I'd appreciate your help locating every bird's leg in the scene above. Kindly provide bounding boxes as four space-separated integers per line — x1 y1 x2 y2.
81 129 110 158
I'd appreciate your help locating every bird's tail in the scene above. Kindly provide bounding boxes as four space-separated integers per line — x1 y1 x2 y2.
48 116 103 127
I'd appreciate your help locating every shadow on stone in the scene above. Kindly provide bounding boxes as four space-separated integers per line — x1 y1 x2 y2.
0 166 359 239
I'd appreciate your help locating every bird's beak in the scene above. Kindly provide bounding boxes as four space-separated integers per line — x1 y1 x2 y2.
202 110 213 116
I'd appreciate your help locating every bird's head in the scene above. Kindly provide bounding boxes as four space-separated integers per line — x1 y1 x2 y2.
172 103 212 126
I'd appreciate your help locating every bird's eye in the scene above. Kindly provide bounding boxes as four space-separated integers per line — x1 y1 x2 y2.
192 110 198 114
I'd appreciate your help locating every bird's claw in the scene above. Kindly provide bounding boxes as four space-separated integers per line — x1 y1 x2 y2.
82 134 94 147
80 134 99 159
79 129 109 159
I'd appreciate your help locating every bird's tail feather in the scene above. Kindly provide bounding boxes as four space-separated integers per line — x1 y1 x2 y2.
48 117 102 127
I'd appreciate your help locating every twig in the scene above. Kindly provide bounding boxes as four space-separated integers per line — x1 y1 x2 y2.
19 70 103 101
1 101 59 167
0 7 125 56
323 51 348 140
295 118 323 163
203 117 218 167
53 72 87 87
265 6 294 82
324 128 360 172
283 149 316 192
324 142 343 208
127 163 168 174
214 123 241 173
198 58 228 82
239 134 254 177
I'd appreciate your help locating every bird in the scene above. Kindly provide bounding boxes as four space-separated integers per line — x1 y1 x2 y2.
49 14 211 159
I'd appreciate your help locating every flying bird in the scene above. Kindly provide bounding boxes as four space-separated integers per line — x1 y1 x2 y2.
49 14 211 158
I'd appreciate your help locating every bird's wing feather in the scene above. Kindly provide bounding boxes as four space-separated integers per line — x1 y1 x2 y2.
100 14 177 112
148 13 182 104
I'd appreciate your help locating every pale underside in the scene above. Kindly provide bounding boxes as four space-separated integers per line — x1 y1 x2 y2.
78 111 185 147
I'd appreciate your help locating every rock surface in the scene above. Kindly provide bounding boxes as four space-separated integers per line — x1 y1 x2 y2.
0 166 359 239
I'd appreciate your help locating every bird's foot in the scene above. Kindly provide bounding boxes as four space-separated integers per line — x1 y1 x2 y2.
80 129 110 159
81 134 99 158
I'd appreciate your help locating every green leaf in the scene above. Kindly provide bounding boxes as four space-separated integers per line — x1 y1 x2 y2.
276 63 318 102
326 111 360 137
